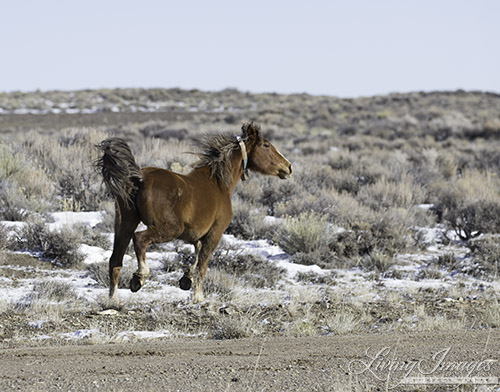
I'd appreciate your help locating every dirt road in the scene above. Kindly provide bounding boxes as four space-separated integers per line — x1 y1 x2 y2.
1 330 499 391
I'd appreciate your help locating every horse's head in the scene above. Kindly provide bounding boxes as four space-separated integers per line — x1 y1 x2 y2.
242 122 292 179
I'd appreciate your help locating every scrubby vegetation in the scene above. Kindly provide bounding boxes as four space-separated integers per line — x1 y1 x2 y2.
1 87 500 347
11 218 85 267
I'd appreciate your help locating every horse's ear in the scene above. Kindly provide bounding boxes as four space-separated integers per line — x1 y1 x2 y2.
242 121 261 141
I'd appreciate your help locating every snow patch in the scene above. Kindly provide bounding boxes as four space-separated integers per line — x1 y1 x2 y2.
114 330 171 341
79 244 114 265
49 211 104 230
60 329 100 340
28 320 47 329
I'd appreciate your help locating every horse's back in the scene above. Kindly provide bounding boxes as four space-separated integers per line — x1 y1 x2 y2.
137 166 229 239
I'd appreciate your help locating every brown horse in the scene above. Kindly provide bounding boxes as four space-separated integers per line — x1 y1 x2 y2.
96 122 292 303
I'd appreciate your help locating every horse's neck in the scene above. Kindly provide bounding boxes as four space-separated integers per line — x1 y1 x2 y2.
227 150 244 194
188 151 244 194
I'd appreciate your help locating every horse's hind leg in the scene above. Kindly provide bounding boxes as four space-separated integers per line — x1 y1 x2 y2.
109 204 140 301
130 229 153 292
179 240 201 291
130 224 182 292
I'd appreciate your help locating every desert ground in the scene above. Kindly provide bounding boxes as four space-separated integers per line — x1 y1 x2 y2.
1 330 499 391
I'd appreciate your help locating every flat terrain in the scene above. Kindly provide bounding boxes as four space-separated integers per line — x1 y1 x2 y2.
1 330 499 391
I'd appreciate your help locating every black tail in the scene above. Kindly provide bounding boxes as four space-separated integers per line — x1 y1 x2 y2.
96 138 142 207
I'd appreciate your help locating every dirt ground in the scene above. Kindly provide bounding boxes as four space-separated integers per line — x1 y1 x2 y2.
1 330 499 392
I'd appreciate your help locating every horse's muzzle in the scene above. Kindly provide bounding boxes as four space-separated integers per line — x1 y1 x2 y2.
278 164 292 179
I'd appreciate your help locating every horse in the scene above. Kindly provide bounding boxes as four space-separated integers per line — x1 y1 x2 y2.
96 122 292 303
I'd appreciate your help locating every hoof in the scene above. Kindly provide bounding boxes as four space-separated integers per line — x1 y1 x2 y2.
192 293 205 304
179 275 192 291
130 274 143 293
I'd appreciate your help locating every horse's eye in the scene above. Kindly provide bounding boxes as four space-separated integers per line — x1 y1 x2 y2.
264 143 270 148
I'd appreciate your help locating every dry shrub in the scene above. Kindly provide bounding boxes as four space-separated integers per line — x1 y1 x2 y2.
361 250 394 273
328 192 375 229
285 318 318 337
482 302 500 327
226 198 272 240
274 187 340 219
276 200 412 268
291 250 334 267
356 174 425 211
16 280 81 318
284 303 319 337
325 311 360 335
211 311 261 340
329 169 363 194
260 178 298 215
330 230 372 260
203 269 235 301
372 149 412 181
436 252 458 268
210 246 285 289
434 252 486 277
328 152 393 195
415 265 444 280
139 121 188 141
135 137 192 170
274 211 340 268
428 110 475 141
275 211 332 257
73 223 112 249
298 164 337 190
331 207 413 261
234 177 263 204
0 145 54 220
327 150 356 171
0 224 10 249
295 271 337 285
414 304 467 332
22 129 108 211
27 280 78 303
435 151 458 179
15 218 85 267
468 235 500 277
369 208 413 255
211 317 249 340
432 170 500 240
87 261 135 289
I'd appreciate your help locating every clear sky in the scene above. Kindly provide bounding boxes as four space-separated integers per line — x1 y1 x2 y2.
1 0 499 97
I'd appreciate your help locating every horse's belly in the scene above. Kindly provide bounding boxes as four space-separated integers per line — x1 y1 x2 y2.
178 223 210 243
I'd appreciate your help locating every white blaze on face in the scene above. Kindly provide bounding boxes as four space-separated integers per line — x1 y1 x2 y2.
276 147 288 162
277 148 291 174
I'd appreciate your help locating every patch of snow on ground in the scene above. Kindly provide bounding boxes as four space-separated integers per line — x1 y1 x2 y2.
0 221 25 230
1 208 499 341
79 244 112 265
0 281 35 304
28 320 47 329
221 234 325 278
114 330 171 341
275 260 326 279
60 329 100 340
49 211 104 230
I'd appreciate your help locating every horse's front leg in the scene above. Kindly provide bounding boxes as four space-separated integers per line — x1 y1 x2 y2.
191 228 225 303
